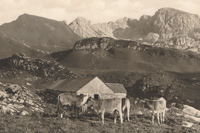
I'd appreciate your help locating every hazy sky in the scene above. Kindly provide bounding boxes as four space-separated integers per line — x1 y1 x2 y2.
0 0 200 25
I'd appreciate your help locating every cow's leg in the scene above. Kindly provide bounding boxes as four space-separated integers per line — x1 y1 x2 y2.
60 107 64 118
119 110 123 124
123 110 126 121
114 110 118 123
127 107 130 122
101 111 105 124
61 113 63 118
161 111 165 124
114 110 119 123
157 112 160 125
74 107 77 117
151 112 155 124
159 112 161 124
75 107 80 117
163 111 165 123
58 105 64 118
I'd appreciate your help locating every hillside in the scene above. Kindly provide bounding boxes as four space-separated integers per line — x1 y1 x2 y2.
55 37 200 73
0 32 44 59
0 14 80 58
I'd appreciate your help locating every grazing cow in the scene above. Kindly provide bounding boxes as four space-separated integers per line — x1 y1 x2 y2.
57 93 88 118
87 98 123 124
144 97 167 125
122 98 130 121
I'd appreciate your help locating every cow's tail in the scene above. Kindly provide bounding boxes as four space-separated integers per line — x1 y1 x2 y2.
122 98 126 113
122 105 126 113
56 94 61 115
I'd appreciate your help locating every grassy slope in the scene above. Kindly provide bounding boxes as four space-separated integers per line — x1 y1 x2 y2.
0 32 46 59
56 47 200 73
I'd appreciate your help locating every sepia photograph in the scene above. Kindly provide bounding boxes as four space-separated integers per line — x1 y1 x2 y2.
0 0 200 132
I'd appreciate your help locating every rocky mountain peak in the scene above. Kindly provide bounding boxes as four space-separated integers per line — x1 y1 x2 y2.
151 8 200 36
116 17 129 24
16 13 30 19
71 17 91 25
16 13 49 23
156 7 189 15
68 17 130 38
139 15 151 21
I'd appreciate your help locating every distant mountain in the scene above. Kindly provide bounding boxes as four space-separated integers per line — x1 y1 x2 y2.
0 14 80 58
69 8 200 53
68 17 129 38
55 37 200 73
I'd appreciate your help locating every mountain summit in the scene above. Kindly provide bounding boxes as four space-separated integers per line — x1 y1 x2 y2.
0 14 80 58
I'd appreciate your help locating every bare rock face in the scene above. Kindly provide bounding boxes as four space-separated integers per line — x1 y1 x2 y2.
74 37 150 52
151 8 200 37
69 17 129 38
143 33 160 44
68 17 98 38
0 82 44 115
74 37 113 51
154 36 200 53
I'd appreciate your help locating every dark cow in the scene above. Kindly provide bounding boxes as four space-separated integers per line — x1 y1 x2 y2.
87 98 123 124
57 93 88 118
122 98 130 121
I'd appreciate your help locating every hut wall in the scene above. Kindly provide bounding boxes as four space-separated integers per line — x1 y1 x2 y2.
77 77 114 95
115 93 127 98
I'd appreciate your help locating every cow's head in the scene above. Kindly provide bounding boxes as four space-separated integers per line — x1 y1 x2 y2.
86 98 99 113
80 94 89 99
133 99 149 113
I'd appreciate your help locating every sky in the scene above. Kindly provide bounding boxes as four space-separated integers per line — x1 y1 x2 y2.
0 0 200 25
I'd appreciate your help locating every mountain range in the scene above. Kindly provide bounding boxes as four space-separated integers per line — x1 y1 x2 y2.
69 8 200 53
0 7 200 59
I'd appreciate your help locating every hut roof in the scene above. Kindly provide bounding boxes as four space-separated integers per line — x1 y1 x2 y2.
48 77 126 94
48 77 94 92
105 83 127 93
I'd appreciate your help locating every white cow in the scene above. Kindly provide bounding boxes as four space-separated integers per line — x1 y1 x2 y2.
144 97 167 125
57 93 88 118
87 98 123 124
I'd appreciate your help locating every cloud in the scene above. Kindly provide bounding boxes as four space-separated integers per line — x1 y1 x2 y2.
91 0 105 9
111 0 143 9
176 0 199 14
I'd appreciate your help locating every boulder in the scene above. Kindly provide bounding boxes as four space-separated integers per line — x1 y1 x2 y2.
182 121 194 128
183 105 200 118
